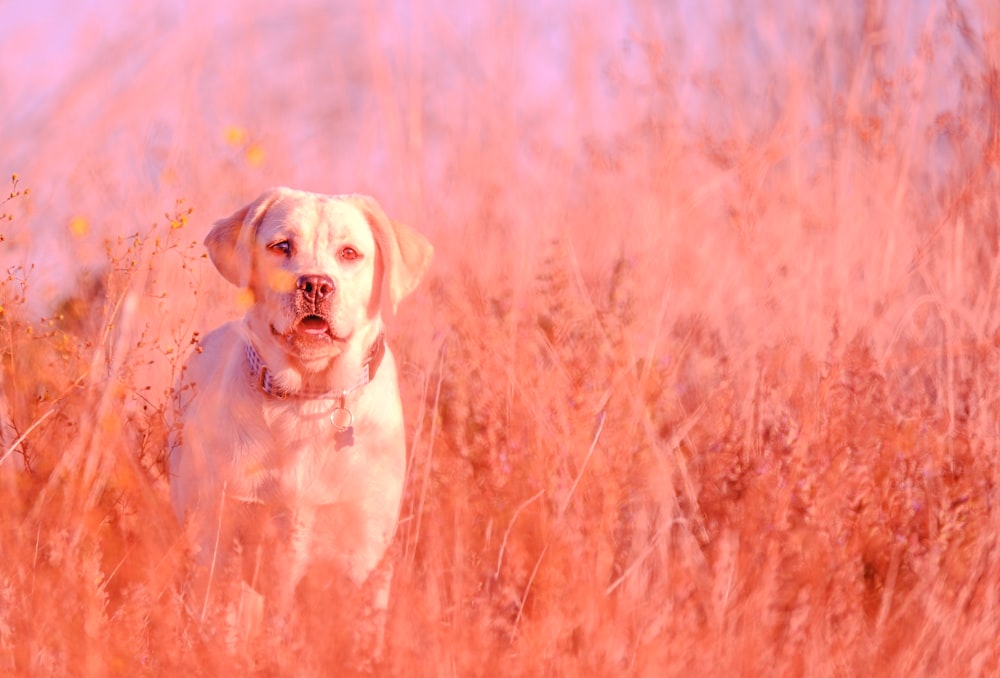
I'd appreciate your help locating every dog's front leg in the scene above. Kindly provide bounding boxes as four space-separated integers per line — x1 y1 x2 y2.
284 505 317 610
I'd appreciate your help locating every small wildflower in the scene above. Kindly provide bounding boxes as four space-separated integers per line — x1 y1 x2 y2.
266 268 296 292
69 216 89 237
224 126 247 146
236 288 255 310
246 144 265 167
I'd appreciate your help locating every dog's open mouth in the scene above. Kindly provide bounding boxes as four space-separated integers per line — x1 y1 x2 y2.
295 314 331 337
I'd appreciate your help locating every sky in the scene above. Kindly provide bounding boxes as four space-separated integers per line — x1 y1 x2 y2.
0 0 972 310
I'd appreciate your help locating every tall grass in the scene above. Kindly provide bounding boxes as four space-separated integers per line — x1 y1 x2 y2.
2 0 1000 674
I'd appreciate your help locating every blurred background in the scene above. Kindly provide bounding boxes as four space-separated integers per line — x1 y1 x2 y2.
4 0 991 350
3 1 1000 672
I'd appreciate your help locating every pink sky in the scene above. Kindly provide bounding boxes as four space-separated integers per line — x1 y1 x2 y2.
0 0 964 310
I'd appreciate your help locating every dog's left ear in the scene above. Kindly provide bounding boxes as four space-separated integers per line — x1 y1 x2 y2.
348 195 433 314
205 188 289 288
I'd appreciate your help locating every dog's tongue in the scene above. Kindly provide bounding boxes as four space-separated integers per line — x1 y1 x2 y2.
298 316 329 334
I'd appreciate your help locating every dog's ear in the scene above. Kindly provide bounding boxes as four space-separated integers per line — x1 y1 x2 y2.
348 195 433 314
205 188 288 288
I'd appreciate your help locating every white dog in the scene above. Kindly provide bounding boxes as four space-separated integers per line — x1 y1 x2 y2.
170 187 432 632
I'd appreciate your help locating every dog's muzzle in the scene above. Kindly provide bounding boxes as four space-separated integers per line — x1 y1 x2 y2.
297 274 335 305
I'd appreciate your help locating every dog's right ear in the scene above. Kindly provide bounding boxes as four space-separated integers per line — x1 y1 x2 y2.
346 195 433 315
204 188 288 288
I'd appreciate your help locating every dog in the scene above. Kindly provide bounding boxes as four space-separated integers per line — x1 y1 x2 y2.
169 187 432 642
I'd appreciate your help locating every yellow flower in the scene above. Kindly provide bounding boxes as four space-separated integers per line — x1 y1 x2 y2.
69 215 89 237
236 288 255 310
246 143 265 167
267 268 296 292
224 126 248 146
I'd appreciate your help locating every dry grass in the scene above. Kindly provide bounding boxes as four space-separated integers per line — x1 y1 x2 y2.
2 0 1000 675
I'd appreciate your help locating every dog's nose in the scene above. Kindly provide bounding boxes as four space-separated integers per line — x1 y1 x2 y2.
296 274 335 302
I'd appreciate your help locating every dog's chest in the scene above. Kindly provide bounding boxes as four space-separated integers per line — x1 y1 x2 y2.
236 399 364 504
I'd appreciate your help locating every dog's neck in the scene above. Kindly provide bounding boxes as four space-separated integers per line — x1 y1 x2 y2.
245 332 386 401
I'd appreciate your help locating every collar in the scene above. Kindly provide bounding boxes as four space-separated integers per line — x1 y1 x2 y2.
244 332 386 402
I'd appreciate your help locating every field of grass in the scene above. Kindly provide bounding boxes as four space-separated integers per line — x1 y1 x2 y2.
3 0 1000 675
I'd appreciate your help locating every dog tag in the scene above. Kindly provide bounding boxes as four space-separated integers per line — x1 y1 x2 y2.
334 427 354 447
330 406 354 432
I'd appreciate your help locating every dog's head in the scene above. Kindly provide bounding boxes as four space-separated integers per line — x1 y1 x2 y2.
205 187 432 374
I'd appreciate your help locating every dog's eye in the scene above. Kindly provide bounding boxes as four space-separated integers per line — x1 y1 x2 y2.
268 240 292 256
340 246 361 262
